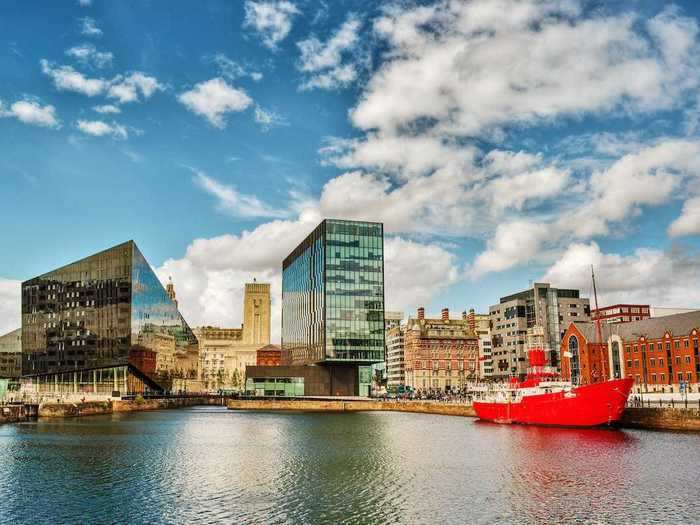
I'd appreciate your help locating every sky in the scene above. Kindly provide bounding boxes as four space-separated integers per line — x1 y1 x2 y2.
2 0 700 342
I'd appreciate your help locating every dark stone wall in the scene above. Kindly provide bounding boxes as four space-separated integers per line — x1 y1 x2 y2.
246 364 360 396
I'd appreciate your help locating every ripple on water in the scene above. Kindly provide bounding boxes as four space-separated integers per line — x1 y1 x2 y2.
0 407 698 524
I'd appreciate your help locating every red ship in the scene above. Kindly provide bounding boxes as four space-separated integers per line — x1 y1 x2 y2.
473 346 633 427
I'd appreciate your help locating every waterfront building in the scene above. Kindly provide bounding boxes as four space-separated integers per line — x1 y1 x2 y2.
194 282 273 391
592 304 650 324
256 344 282 366
0 328 22 379
560 311 700 393
386 324 405 387
375 311 403 389
21 241 198 396
489 283 590 379
403 307 479 392
248 219 385 397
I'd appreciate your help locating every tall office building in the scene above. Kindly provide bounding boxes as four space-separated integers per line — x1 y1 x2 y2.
386 324 406 387
248 219 385 397
21 241 198 396
489 282 590 379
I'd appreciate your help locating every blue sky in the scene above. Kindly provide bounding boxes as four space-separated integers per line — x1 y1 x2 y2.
2 0 700 339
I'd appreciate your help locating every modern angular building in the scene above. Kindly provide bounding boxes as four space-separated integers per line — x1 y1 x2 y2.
21 241 197 396
247 219 385 397
0 328 22 379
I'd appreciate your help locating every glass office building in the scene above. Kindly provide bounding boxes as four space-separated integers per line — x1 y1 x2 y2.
281 219 385 396
21 241 197 395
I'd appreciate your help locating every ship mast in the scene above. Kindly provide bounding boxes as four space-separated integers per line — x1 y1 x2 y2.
591 265 602 344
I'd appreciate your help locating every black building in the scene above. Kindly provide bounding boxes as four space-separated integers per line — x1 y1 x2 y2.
21 241 197 395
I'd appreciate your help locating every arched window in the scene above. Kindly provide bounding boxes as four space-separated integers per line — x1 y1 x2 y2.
611 341 622 379
569 335 580 384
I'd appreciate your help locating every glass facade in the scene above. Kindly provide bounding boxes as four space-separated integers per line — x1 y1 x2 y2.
21 241 196 394
282 219 385 365
246 377 305 397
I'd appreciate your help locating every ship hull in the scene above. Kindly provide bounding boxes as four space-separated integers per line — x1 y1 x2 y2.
473 378 634 427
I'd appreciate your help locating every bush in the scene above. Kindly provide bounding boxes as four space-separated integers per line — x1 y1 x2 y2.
134 394 145 405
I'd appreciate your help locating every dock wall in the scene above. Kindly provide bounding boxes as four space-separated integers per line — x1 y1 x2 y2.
227 398 477 417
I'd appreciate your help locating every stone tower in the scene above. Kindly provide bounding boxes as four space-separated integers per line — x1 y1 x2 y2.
242 280 271 345
166 276 178 308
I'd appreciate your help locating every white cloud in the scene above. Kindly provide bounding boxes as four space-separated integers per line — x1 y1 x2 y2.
41 60 162 104
543 242 700 308
178 78 252 128
77 0 92 6
80 16 102 37
76 119 128 139
193 168 288 218
297 14 363 90
254 105 287 130
0 99 59 128
668 197 700 237
65 43 113 68
244 1 299 49
0 279 21 336
568 140 700 238
107 72 163 104
352 1 700 137
41 59 108 96
470 220 550 277
93 104 121 114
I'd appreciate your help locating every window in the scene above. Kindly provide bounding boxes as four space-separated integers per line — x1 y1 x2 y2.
675 356 681 365
626 360 632 369
651 373 657 383
569 336 580 383
634 360 639 368
675 340 680 349
650 358 656 367
657 342 662 351
684 339 689 348
661 373 666 382
688 373 693 381
659 358 664 367
685 356 691 364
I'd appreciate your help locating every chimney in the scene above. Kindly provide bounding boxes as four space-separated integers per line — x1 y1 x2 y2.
441 308 449 320
468 308 476 332
417 307 425 320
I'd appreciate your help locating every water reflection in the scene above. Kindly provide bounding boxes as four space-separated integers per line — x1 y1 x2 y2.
0 409 698 524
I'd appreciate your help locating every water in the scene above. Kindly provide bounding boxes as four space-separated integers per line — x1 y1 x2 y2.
0 407 698 524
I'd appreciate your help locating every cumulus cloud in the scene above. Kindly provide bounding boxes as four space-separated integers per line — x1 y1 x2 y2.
244 1 299 49
543 242 700 308
65 43 113 68
192 168 288 218
0 279 21 336
297 14 364 90
93 104 121 114
0 99 59 128
178 78 252 128
156 221 459 342
107 73 164 104
41 59 108 96
40 60 162 104
668 197 700 237
80 16 102 37
76 119 128 139
352 1 699 137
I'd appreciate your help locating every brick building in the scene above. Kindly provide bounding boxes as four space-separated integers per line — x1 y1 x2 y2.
404 307 479 392
591 304 650 324
256 345 282 366
560 311 700 393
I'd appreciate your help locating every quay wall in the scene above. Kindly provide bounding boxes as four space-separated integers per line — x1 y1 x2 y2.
38 397 219 418
0 405 28 424
227 399 477 417
619 407 700 432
